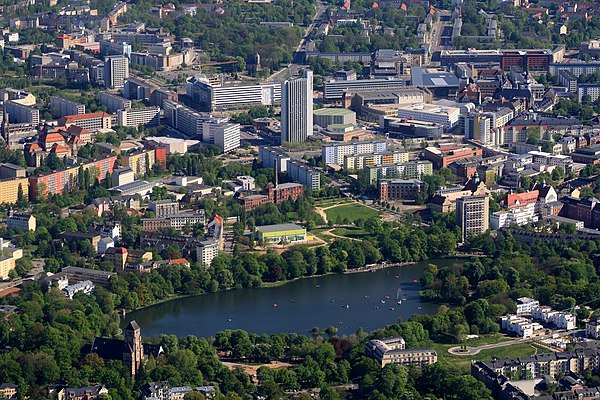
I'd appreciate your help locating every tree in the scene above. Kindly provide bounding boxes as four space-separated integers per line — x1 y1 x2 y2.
183 393 206 400
16 183 27 208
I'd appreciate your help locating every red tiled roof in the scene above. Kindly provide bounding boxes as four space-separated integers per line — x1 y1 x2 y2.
504 190 539 208
170 258 190 265
60 112 109 123
42 132 65 143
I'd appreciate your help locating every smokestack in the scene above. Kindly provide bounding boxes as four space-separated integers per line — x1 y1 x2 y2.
274 160 278 187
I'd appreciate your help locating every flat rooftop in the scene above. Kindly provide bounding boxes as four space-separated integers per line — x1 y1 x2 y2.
256 223 305 233
313 108 355 116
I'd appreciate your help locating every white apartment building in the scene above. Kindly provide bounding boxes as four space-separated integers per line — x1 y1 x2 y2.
396 103 460 129
501 315 543 338
259 146 291 172
516 297 540 316
586 319 600 338
104 55 129 89
456 195 490 241
322 141 387 165
578 84 600 103
50 96 85 118
490 203 538 230
532 306 576 330
196 239 219 267
117 107 160 128
98 91 132 113
281 70 313 143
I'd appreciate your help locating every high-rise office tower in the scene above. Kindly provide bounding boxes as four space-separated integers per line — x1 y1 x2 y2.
456 195 490 241
104 55 129 89
281 70 313 143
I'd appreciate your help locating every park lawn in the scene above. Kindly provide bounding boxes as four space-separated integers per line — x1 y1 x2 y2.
331 227 368 238
324 203 380 223
310 228 334 244
432 342 550 373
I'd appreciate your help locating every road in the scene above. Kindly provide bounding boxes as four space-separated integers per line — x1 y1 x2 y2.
429 10 453 54
448 330 582 356
266 0 328 83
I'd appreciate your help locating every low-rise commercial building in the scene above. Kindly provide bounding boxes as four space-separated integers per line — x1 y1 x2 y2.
313 108 356 127
255 223 307 244
396 103 461 129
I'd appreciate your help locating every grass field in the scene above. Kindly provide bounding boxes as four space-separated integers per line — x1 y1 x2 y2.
324 203 380 223
431 335 550 372
331 227 367 238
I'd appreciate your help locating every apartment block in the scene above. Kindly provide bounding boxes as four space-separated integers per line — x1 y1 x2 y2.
7 212 36 231
322 141 387 165
366 161 433 184
104 55 129 89
117 107 160 128
196 239 219 267
0 177 29 204
121 149 156 176
50 96 85 118
343 151 409 171
142 211 206 232
287 160 321 191
456 195 490 240
148 200 179 217
259 146 291 172
97 91 131 113
3 100 39 125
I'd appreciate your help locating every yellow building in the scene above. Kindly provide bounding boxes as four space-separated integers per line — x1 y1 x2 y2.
121 150 155 176
0 247 23 280
0 177 28 204
344 151 409 171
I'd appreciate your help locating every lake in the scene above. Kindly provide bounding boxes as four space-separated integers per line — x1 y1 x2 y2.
123 258 463 338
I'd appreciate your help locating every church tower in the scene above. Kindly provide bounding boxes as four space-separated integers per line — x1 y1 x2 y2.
123 320 144 376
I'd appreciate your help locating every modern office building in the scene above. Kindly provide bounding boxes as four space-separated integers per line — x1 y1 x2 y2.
98 91 132 113
456 195 490 240
281 70 313 143
117 107 161 128
322 141 387 165
395 103 460 129
380 116 443 139
186 74 281 112
104 55 129 89
50 96 85 118
324 78 404 100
